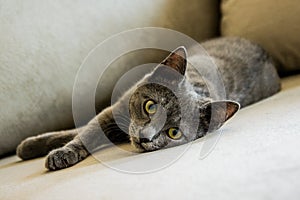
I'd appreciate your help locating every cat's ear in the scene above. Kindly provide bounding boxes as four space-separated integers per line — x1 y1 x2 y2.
161 46 187 75
149 46 187 85
200 100 240 132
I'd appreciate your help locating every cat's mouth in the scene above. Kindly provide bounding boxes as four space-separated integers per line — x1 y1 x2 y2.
140 142 161 151
131 138 148 151
130 137 160 152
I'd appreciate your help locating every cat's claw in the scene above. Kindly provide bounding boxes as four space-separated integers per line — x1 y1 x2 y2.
45 147 79 171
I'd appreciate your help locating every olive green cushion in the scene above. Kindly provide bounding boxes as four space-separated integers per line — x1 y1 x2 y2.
221 0 300 73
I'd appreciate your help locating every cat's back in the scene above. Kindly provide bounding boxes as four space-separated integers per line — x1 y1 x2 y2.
187 37 280 107
201 37 262 61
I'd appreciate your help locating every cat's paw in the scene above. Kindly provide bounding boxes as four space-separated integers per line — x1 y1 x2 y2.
17 136 45 160
45 147 79 171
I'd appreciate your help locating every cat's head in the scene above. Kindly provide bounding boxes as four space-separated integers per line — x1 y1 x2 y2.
128 47 240 151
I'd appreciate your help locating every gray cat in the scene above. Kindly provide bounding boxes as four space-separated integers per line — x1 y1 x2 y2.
16 37 281 170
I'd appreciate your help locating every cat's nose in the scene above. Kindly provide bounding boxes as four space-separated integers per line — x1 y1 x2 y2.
139 129 159 143
139 131 152 143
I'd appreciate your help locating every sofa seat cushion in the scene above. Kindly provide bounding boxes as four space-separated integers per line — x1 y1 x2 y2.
1 74 300 200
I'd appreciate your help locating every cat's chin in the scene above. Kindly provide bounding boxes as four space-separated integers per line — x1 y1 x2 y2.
130 138 157 152
129 137 145 152
131 141 161 152
140 142 162 151
130 136 163 152
130 141 146 152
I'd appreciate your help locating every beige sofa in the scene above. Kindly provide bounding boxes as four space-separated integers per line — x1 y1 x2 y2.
1 0 300 199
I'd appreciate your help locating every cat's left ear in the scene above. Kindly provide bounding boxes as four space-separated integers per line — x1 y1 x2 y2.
161 46 187 75
200 100 240 132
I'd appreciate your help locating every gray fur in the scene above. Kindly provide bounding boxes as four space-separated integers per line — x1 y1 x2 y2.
17 37 281 170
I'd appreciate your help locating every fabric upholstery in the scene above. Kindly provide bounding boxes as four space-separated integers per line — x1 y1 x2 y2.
221 0 300 73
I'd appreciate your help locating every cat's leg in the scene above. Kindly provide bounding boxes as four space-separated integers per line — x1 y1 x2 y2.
45 135 89 170
45 105 129 170
17 126 85 160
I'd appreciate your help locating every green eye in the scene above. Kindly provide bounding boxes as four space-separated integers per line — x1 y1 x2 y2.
144 100 157 115
167 128 182 140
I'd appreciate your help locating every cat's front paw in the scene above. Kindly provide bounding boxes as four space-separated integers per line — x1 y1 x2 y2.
17 136 46 160
45 147 79 171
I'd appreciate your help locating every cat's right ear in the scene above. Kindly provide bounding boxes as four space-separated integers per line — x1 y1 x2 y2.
161 46 187 75
149 47 187 84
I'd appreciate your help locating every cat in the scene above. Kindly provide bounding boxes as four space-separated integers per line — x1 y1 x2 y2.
16 37 281 170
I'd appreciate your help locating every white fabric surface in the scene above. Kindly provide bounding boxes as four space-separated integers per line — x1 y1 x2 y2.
0 75 300 200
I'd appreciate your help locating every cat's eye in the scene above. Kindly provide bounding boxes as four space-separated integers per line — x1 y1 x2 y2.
144 100 157 115
167 128 182 140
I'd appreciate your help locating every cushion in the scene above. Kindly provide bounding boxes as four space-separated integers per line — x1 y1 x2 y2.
0 0 220 157
1 74 300 199
221 0 300 73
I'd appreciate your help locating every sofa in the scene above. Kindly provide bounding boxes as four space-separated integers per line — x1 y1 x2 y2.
1 0 300 199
